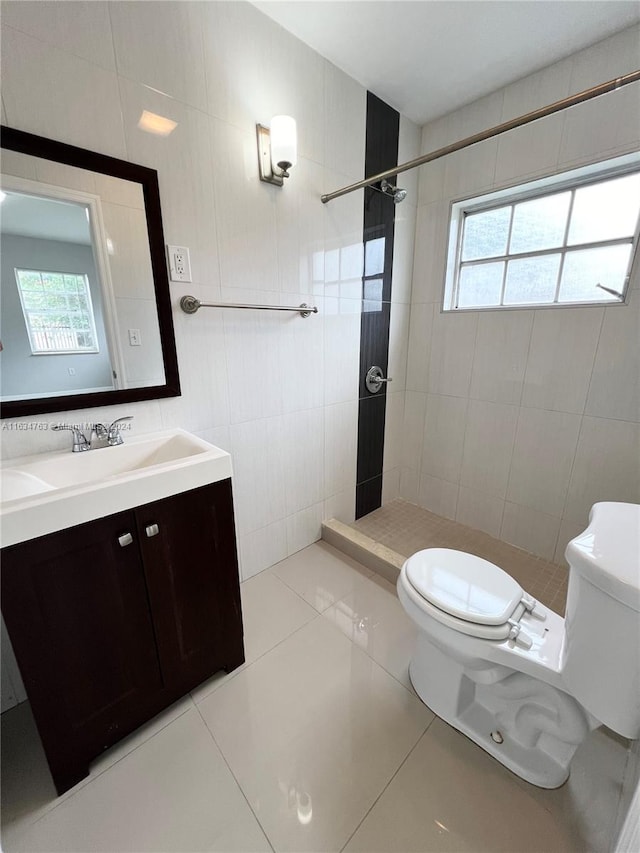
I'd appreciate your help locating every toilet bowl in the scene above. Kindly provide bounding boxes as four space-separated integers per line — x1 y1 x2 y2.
397 502 640 788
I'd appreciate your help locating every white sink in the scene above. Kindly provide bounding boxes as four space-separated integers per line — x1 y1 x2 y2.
0 429 232 548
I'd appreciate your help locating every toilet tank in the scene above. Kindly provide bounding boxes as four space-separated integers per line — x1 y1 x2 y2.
561 502 640 739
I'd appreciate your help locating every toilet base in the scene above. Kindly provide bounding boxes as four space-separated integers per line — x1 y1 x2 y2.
409 633 596 789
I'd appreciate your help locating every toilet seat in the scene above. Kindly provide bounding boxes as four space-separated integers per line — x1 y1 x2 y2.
401 549 539 647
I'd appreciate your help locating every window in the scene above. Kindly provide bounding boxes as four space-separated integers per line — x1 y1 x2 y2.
443 157 640 311
15 269 99 354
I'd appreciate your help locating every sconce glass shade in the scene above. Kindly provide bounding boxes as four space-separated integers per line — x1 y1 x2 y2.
270 115 297 171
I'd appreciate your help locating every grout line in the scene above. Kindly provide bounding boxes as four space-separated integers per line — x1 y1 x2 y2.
3 21 116 76
191 607 322 707
554 306 608 557
338 719 438 852
18 701 195 830
193 704 276 853
518 310 536 408
581 306 608 418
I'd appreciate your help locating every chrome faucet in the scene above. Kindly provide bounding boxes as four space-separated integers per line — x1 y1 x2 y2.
52 424 92 452
53 416 134 452
105 416 134 447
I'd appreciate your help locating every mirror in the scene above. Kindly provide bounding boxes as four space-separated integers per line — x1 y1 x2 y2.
0 126 180 418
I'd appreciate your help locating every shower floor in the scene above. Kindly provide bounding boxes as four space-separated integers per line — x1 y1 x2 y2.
325 499 569 615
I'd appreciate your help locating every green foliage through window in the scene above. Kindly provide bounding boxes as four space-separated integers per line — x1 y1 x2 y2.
15 269 99 354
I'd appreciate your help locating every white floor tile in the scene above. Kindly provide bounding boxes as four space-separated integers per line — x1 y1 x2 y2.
511 725 631 853
198 618 432 852
1 695 193 836
322 573 417 690
3 709 270 852
271 541 373 613
344 719 588 852
191 571 318 704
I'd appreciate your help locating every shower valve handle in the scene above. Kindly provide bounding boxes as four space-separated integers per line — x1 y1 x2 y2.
365 366 393 394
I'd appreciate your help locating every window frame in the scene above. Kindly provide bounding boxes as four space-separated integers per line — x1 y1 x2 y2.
443 153 640 313
15 267 101 356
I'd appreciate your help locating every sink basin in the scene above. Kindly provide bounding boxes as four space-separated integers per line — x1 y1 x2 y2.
2 469 56 501
0 429 232 548
7 431 213 491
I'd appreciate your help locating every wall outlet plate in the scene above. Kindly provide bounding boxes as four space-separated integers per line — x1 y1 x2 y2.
167 245 192 283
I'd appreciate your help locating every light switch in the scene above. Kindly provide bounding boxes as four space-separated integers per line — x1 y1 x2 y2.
128 328 142 346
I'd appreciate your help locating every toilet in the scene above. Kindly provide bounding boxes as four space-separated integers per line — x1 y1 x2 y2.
397 502 640 788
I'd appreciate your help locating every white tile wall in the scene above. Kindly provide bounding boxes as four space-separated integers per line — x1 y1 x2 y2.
324 488 356 525
459 400 519 499
238 520 288 582
421 394 467 483
469 310 533 405
494 113 565 186
456 485 505 539
1 26 126 158
0 1 397 580
383 391 405 475
109 1 208 112
506 408 582 517
427 310 478 398
521 307 605 414
405 303 434 392
387 302 411 390
400 392 427 471
411 201 449 304
586 291 640 422
500 57 573 121
325 401 358 496
1 0 116 71
399 467 420 504
417 473 458 520
501 502 561 561
403 24 640 562
119 77 221 289
564 417 640 525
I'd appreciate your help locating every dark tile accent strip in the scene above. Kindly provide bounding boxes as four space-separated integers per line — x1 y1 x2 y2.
358 300 391 399
356 476 384 520
357 395 387 484
355 92 400 520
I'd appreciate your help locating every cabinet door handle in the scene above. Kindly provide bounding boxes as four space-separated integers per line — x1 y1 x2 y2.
145 524 159 538
118 533 133 547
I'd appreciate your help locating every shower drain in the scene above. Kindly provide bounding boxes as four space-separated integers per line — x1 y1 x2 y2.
490 730 504 744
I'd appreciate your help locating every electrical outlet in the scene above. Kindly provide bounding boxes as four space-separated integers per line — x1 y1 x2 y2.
128 328 142 346
167 245 192 283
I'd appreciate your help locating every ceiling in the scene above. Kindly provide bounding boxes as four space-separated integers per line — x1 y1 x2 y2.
2 193 91 245
253 1 640 125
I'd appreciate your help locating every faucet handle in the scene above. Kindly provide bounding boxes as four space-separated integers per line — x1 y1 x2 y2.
107 416 133 446
52 424 91 452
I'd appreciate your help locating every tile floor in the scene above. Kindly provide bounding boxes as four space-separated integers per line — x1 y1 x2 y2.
1 542 630 852
351 500 570 615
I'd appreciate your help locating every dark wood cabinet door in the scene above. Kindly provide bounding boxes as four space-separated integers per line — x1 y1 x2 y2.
136 480 244 690
1 512 163 792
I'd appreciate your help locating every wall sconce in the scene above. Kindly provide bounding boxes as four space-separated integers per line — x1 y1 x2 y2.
257 115 297 187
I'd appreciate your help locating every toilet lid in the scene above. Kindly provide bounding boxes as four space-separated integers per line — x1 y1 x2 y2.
404 548 524 625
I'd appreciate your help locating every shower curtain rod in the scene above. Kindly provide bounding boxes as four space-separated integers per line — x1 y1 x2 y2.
320 69 640 204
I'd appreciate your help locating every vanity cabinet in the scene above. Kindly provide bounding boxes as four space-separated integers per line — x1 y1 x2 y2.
1 479 244 795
